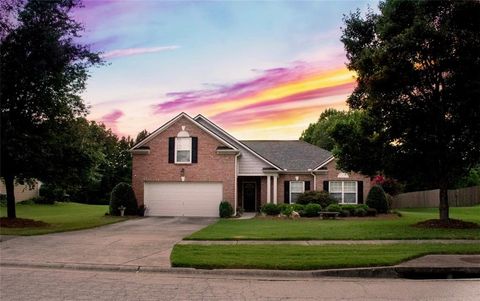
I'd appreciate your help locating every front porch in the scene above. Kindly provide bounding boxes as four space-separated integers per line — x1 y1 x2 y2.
237 175 279 212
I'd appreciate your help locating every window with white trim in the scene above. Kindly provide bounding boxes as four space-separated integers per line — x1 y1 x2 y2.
290 181 305 203
329 181 357 204
175 137 192 163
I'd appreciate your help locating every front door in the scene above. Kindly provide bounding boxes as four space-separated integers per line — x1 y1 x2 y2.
243 182 256 212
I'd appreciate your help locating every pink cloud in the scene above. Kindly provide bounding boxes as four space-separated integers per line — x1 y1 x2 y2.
101 45 179 59
99 109 124 136
210 82 355 126
154 61 322 114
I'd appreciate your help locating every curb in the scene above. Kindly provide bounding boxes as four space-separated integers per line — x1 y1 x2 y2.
2 261 479 279
0 260 394 278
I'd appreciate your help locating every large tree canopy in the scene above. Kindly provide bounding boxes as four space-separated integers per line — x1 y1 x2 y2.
0 0 102 217
338 0 480 220
300 109 348 151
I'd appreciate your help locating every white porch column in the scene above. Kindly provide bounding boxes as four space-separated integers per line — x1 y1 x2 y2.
266 175 271 203
273 175 278 204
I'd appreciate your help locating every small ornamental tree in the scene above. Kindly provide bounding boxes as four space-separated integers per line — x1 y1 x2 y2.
109 183 137 216
366 185 389 214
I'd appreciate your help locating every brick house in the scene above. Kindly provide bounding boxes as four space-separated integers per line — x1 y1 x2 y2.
130 112 371 217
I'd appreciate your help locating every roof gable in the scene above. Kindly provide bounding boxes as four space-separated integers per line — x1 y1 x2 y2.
130 112 238 151
194 114 282 170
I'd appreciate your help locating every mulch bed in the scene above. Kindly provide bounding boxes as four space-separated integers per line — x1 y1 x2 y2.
0 217 49 228
413 219 479 229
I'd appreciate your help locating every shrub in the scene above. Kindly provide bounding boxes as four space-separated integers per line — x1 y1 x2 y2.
40 183 66 202
366 185 389 213
366 208 377 216
386 193 394 210
280 204 294 217
137 205 146 217
354 207 367 217
296 191 338 208
326 204 341 212
303 203 321 217
291 203 305 216
340 209 350 217
29 196 54 205
219 201 234 218
358 204 369 210
261 203 281 216
340 205 356 215
109 182 138 216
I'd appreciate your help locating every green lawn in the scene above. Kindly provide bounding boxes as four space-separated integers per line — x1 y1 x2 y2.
186 206 480 240
171 243 480 270
0 202 127 235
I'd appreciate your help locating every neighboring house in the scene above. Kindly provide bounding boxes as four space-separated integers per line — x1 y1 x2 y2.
130 112 371 217
0 179 41 202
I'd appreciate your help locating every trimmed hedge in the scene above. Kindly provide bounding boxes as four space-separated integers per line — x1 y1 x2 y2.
326 204 341 213
354 207 367 217
280 204 294 216
366 185 389 213
261 203 281 216
109 182 137 216
304 203 321 217
296 191 338 208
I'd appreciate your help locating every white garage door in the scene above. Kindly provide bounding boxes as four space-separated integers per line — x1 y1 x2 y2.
143 182 223 217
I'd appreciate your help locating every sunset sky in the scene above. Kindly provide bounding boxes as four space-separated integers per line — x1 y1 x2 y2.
76 0 375 139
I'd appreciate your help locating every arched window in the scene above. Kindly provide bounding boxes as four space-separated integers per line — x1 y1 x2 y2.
175 126 192 164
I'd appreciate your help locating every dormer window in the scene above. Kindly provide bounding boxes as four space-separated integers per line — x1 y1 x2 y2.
175 126 192 164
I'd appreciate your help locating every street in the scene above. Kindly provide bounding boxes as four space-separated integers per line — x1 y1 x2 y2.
1 266 479 301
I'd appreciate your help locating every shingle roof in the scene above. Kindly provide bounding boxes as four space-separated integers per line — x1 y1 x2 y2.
240 140 333 171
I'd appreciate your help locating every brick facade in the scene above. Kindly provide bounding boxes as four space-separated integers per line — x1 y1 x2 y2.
259 161 371 206
132 114 371 214
132 116 236 208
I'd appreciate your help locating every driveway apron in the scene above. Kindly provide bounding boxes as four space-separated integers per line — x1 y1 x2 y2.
0 217 215 268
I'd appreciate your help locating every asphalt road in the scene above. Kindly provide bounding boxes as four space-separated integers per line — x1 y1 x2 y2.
1 267 479 301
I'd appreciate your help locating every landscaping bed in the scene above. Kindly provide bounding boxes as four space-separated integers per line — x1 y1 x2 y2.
0 217 49 228
171 243 480 270
0 202 127 235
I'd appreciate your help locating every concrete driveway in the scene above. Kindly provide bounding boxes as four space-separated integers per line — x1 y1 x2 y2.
0 217 215 268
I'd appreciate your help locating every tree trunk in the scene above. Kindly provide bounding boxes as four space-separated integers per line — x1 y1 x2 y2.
439 184 449 221
5 175 16 219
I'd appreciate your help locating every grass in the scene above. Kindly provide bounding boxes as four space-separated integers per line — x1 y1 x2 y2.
0 202 127 235
186 205 480 240
171 243 480 270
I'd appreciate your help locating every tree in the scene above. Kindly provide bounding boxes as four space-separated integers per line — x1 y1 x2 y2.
0 0 102 218
300 109 345 151
135 129 149 145
338 0 480 220
455 165 480 189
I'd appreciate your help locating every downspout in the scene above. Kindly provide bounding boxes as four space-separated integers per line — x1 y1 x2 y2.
310 170 316 190
234 153 240 216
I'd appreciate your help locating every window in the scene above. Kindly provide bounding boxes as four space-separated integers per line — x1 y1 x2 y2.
290 181 305 203
175 137 192 163
329 181 357 204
